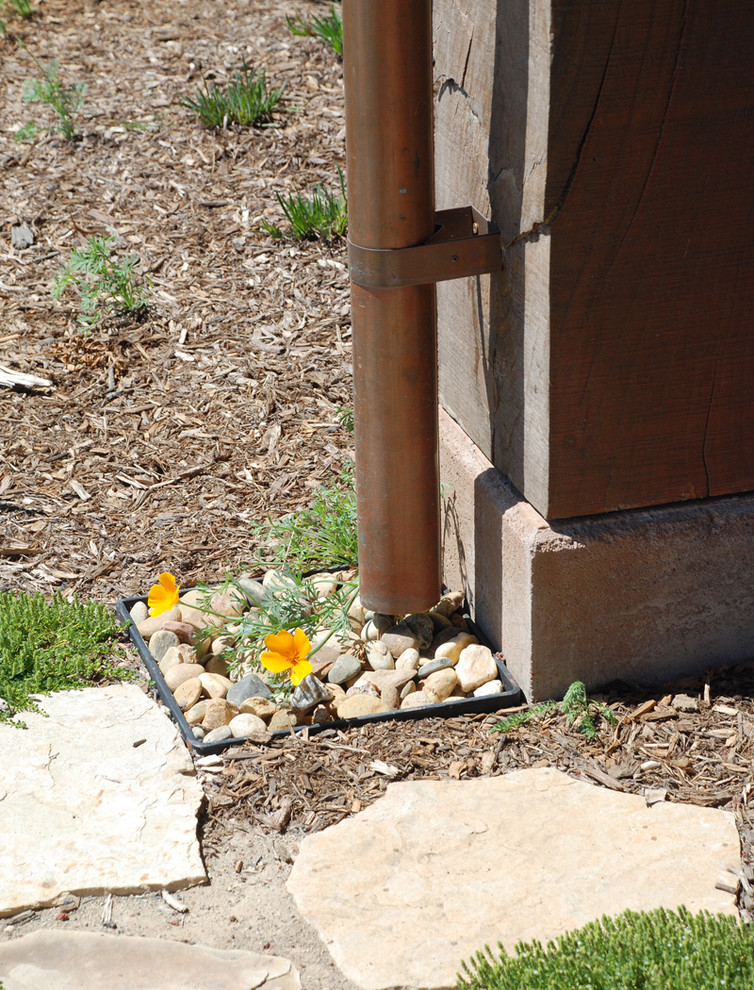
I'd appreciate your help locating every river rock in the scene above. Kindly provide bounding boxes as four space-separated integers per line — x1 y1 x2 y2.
396 648 421 671
381 621 419 658
129 601 148 624
360 619 378 642
346 680 380 699
400 690 432 709
227 673 273 706
148 629 180 664
159 620 196 644
173 678 202 711
361 668 417 692
434 631 478 664
290 674 333 713
158 646 185 676
431 590 465 617
165 663 205 692
456 644 498 692
400 681 417 700
136 605 182 640
336 695 391 719
229 713 269 739
198 672 232 699
263 569 298 593
365 640 394 670
239 697 278 721
417 656 455 678
424 668 458 703
236 574 266 605
473 679 504 698
269 710 298 732
404 612 435 649
210 634 235 657
380 685 400 710
202 698 239 731
185 699 211 726
203 656 230 677
328 654 363 685
203 725 234 744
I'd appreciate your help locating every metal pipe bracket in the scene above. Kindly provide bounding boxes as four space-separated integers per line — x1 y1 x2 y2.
348 205 502 289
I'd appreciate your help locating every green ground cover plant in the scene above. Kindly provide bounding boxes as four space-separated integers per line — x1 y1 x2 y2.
457 906 754 989
262 167 347 240
17 56 85 141
182 61 284 128
287 4 343 56
0 590 130 727
51 234 150 329
492 679 616 740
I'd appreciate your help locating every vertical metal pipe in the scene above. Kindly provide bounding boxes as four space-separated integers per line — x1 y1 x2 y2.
343 0 441 615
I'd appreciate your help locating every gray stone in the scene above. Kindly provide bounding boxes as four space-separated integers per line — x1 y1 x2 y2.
290 674 332 713
11 221 34 250
0 931 301 990
147 629 180 663
327 654 363 685
417 656 455 678
288 768 740 990
403 612 435 648
672 693 700 712
0 685 205 917
365 640 394 670
226 672 273 706
236 574 266 605
203 725 234 744
157 645 184 676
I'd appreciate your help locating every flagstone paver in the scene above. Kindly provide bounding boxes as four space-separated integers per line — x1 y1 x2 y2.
0 931 300 989
0 684 206 916
288 767 741 990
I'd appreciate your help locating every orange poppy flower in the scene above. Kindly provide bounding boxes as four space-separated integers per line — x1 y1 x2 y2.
147 572 180 616
260 628 312 686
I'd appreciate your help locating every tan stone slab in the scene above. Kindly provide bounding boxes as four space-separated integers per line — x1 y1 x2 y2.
288 767 740 990
0 685 206 916
0 930 300 990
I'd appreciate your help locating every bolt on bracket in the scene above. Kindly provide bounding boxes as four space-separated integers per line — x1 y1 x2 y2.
347 205 503 289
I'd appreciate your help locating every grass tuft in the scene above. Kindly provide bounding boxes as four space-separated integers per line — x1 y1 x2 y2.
262 167 347 241
0 590 131 727
287 4 343 56
181 61 284 129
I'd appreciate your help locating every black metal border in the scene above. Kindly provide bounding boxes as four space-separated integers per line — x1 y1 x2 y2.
116 595 521 756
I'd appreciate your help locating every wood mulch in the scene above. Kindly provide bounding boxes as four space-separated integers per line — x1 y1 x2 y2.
2 0 753 928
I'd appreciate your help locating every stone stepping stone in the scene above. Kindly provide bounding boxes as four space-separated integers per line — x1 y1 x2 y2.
0 685 205 916
288 767 741 990
0 931 300 989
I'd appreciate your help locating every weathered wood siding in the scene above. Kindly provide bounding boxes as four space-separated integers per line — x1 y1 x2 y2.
434 0 754 518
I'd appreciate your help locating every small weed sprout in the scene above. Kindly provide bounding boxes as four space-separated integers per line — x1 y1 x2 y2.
492 680 616 740
0 0 35 35
262 167 347 241
182 61 284 128
52 234 150 330
19 57 85 141
287 5 343 56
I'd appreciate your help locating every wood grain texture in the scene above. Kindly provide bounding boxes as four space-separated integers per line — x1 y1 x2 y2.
546 0 754 516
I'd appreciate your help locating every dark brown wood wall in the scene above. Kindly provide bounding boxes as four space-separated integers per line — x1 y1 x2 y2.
546 0 754 517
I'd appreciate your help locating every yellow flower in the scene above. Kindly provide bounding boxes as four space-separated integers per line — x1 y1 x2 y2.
148 572 180 616
260 628 312 686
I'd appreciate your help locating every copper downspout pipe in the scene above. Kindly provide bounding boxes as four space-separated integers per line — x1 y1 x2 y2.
342 0 442 615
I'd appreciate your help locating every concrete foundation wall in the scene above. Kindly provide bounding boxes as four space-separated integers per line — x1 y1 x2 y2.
440 409 754 701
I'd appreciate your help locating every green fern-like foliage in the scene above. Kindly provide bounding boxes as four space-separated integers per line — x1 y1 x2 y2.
492 680 616 739
458 906 754 990
0 590 131 727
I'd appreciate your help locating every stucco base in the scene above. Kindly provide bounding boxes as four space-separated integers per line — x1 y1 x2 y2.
440 409 754 701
